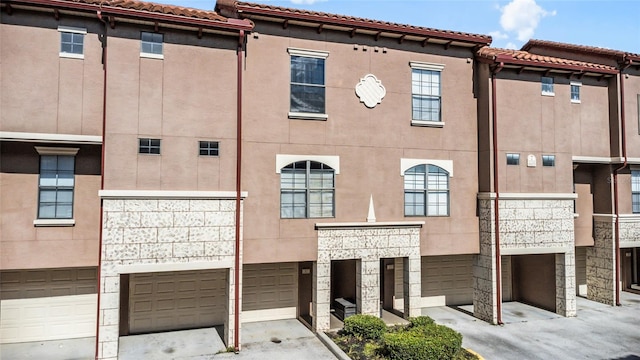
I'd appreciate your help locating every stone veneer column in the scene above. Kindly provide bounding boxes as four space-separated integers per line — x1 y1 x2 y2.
587 218 616 305
403 255 422 318
556 249 577 316
312 260 331 332
474 198 498 323
97 195 242 360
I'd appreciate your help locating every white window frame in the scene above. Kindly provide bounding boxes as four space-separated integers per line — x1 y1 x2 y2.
280 160 335 219
33 146 78 226
58 26 86 59
287 48 329 120
410 61 445 127
506 153 520 165
633 170 640 214
140 31 164 59
541 76 554 96
571 81 581 103
542 154 556 167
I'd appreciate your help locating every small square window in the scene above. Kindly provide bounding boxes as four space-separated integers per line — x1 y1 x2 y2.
571 82 581 103
541 77 554 96
199 141 219 156
139 138 161 154
542 155 555 167
506 153 520 165
141 32 163 57
58 26 86 59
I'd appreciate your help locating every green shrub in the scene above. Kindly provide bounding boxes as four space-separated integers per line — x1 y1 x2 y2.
382 323 463 360
343 314 387 340
409 316 435 328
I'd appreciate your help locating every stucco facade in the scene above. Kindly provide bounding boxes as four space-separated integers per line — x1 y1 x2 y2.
2 0 640 358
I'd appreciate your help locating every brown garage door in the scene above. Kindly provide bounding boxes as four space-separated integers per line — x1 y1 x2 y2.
242 263 296 311
422 255 473 305
128 269 227 335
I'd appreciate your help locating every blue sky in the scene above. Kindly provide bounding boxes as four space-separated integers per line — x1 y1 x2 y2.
154 0 640 53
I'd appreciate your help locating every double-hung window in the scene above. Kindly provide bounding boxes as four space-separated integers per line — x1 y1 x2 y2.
633 170 640 213
36 147 78 220
410 62 444 126
58 26 86 59
280 161 334 218
542 77 554 96
288 48 329 119
141 32 163 58
571 82 581 103
404 164 449 216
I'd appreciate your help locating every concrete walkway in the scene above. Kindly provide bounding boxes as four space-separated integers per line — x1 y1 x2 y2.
423 292 640 360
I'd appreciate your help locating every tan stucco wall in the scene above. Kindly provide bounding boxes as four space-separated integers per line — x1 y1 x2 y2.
0 143 101 269
241 23 480 263
102 24 239 191
1 16 103 136
623 70 640 158
493 70 611 194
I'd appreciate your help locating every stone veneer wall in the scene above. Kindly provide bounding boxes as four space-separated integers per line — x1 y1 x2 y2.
476 197 576 323
313 225 422 332
97 197 241 360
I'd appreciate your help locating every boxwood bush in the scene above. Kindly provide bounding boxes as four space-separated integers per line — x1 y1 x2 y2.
382 322 463 360
343 314 388 340
409 316 435 328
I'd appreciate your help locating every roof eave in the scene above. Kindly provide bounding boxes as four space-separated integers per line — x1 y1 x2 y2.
488 54 617 75
236 3 490 46
3 0 253 31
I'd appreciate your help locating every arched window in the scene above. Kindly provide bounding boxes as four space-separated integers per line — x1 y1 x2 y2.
281 161 335 218
404 164 449 216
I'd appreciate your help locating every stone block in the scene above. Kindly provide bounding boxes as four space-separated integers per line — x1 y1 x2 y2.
140 243 173 259
158 200 189 212
173 242 204 258
189 227 220 242
140 212 173 228
174 212 205 227
123 227 158 244
220 201 237 211
102 200 124 212
103 228 123 245
106 244 139 260
158 227 189 243
190 199 220 211
124 199 158 212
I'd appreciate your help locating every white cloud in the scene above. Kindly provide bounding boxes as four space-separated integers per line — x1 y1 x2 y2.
499 0 556 42
290 0 326 4
489 31 508 40
505 42 518 49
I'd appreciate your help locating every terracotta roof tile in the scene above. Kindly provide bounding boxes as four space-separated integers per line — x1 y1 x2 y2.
234 1 491 45
66 0 229 21
477 47 618 74
521 39 625 58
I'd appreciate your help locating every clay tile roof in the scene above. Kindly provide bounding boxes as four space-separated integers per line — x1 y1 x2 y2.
65 0 229 21
521 39 625 58
477 47 618 74
234 1 491 45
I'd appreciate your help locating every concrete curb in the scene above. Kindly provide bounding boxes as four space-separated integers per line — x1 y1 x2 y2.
315 331 351 360
466 348 485 360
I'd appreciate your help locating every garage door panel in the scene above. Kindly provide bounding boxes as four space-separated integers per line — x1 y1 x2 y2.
422 255 473 306
243 263 297 311
128 269 227 335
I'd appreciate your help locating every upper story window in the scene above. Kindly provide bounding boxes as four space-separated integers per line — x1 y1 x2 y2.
404 164 449 217
58 26 86 59
506 153 520 165
139 138 160 154
288 48 329 120
141 32 163 59
280 160 335 218
541 76 554 96
410 62 445 127
571 82 581 103
542 155 555 167
633 170 640 214
199 141 219 156
35 147 78 220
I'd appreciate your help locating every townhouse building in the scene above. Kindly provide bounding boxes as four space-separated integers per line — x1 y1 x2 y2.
1 0 639 359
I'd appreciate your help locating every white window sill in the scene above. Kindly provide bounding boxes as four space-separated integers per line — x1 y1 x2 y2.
140 52 164 60
288 112 328 121
33 219 75 227
571 100 581 104
541 92 555 97
411 120 444 128
59 52 84 60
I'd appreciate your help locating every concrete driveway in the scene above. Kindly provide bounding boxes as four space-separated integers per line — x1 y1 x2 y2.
423 292 640 360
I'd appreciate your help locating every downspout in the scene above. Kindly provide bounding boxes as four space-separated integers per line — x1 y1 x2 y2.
94 9 108 360
613 61 631 306
491 62 504 325
233 29 245 352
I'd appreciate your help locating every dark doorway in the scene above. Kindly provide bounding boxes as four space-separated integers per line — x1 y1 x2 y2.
511 254 556 312
298 262 313 327
380 258 395 312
